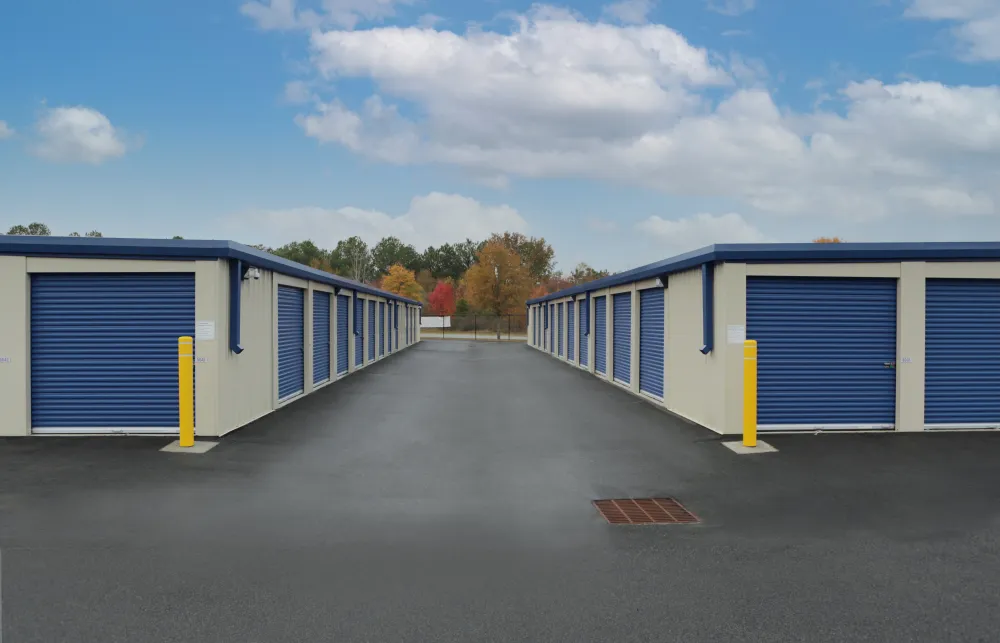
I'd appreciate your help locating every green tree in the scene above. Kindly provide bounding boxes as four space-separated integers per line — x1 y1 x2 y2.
85 230 103 238
331 236 373 283
172 235 184 240
371 236 422 276
423 239 482 281
272 240 328 267
68 232 81 237
455 298 470 315
487 232 555 282
7 222 51 236
569 263 610 285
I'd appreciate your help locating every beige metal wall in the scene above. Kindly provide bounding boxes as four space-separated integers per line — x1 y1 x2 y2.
533 260 1000 435
0 256 417 438
0 257 218 436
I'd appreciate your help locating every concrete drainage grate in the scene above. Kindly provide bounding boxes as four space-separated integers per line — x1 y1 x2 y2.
593 498 700 525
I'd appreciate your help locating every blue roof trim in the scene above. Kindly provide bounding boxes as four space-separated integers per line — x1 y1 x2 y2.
527 242 1000 305
0 236 423 306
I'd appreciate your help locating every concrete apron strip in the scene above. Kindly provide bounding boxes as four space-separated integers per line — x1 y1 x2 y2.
161 440 219 454
723 440 777 455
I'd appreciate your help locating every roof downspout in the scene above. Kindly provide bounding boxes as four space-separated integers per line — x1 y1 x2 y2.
699 263 714 355
229 259 244 354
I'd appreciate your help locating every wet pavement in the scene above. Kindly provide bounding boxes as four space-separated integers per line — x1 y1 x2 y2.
2 341 1000 642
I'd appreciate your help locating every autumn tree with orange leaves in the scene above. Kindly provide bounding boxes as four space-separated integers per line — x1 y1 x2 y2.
466 242 531 337
813 237 844 243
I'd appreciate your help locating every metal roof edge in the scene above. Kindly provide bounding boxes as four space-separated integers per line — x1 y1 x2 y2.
526 242 1000 306
0 236 422 307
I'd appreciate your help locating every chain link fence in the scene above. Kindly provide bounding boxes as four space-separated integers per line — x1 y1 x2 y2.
421 314 528 342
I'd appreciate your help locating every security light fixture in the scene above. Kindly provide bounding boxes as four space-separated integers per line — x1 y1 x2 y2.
654 277 664 288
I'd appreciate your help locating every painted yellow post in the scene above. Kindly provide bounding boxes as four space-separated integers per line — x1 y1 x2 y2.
178 336 195 448
743 340 758 447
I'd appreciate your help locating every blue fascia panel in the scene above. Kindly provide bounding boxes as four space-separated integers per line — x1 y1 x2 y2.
0 237 422 306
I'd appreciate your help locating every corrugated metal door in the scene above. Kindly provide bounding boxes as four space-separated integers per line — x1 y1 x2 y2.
368 301 376 361
639 288 664 398
557 303 564 357
313 291 331 385
354 297 363 366
567 301 575 362
578 300 588 368
594 296 607 375
379 302 385 357
746 277 897 430
30 273 195 433
613 292 632 385
337 294 349 375
389 303 395 353
925 279 1000 428
278 285 305 401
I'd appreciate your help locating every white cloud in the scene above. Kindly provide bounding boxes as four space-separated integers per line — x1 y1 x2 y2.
905 0 1000 61
32 106 129 164
707 0 756 17
284 80 314 104
602 0 655 25
240 192 528 250
0 121 13 139
276 6 1000 222
241 0 411 31
636 213 771 253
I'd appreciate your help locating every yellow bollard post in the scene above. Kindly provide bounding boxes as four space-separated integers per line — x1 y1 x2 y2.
178 336 194 448
743 339 757 448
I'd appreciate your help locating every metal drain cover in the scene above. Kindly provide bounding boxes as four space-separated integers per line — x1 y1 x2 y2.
593 498 699 525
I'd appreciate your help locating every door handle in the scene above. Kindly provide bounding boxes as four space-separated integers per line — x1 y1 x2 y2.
883 361 896 369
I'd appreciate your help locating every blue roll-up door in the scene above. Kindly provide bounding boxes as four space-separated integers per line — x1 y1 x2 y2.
313 291 331 385
639 288 665 398
613 292 632 385
278 285 305 401
557 303 564 357
354 296 363 366
543 305 548 349
379 302 385 357
594 296 607 375
579 300 589 368
567 301 575 362
368 301 376 361
337 294 349 375
925 279 1000 428
389 303 394 353
746 277 897 430
30 273 195 432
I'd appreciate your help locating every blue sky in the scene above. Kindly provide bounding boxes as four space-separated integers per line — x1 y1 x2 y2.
2 0 999 272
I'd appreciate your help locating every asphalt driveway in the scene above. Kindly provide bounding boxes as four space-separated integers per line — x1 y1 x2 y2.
2 341 1000 642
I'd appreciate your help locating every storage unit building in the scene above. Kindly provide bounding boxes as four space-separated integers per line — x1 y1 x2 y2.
527 242 1000 436
0 237 421 437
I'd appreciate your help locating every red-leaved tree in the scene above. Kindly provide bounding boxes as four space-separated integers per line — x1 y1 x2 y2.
427 281 457 316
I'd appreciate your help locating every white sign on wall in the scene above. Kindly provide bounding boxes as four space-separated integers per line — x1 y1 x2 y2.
726 325 746 344
195 320 216 341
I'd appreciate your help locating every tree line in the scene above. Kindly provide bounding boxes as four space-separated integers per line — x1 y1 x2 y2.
2 221 612 317
262 232 611 317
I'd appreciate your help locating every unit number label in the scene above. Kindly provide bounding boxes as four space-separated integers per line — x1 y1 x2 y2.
901 357 912 364
0 357 10 363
